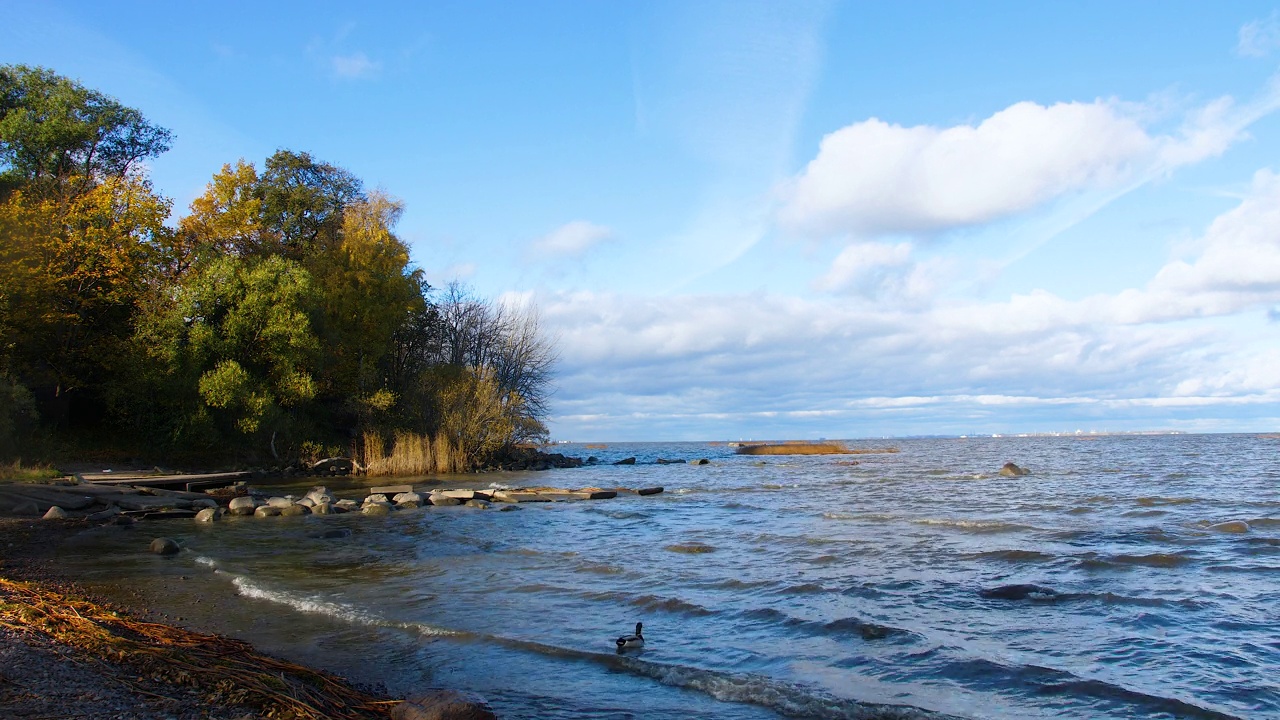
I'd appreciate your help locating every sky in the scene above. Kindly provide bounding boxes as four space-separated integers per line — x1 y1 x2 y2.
4 1 1280 441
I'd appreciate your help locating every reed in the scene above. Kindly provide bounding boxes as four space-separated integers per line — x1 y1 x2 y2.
361 430 469 476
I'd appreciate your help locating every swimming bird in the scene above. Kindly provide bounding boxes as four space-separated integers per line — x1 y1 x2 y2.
616 622 644 649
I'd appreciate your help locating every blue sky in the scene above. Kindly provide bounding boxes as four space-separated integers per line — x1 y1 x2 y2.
5 1 1280 440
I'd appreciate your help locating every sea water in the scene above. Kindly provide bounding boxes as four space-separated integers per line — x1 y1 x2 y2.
57 434 1280 719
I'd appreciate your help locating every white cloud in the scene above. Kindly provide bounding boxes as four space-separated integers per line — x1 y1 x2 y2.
530 221 614 256
537 171 1280 439
331 52 380 79
1238 12 1280 57
779 100 1154 237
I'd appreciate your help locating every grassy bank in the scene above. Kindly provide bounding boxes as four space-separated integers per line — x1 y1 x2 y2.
0 460 62 482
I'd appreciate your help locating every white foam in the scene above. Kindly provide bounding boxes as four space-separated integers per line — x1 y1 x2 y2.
231 576 380 626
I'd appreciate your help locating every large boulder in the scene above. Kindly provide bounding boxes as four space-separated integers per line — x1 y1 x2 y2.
191 498 219 510
429 494 463 506
394 492 424 505
267 496 296 509
254 505 282 518
998 462 1030 477
280 504 310 517
362 501 394 516
149 537 180 556
366 493 389 505
195 507 222 522
228 496 258 516
312 501 334 515
464 499 492 509
391 690 498 720
334 499 360 512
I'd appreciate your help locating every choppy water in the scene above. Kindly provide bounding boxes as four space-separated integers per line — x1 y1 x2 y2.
57 434 1280 719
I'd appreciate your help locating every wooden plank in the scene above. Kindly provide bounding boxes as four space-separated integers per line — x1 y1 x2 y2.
86 471 251 488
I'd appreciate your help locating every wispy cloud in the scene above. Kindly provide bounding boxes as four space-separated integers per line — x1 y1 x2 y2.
331 51 380 79
530 221 614 257
1239 12 1280 57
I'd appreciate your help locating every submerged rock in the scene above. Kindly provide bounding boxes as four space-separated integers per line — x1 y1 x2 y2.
465 499 492 509
149 537 180 556
692 458 710 465
392 689 497 720
998 462 1030 477
614 457 636 465
979 583 1057 600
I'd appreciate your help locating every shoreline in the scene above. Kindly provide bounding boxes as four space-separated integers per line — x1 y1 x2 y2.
0 516 401 720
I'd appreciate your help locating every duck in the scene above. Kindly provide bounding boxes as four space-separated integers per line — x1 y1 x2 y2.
615 622 644 649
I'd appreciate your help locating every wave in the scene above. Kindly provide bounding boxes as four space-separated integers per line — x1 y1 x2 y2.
977 583 1209 609
913 518 1033 533
1078 552 1195 569
962 549 1054 563
1137 496 1200 507
231 576 385 627
936 656 1241 720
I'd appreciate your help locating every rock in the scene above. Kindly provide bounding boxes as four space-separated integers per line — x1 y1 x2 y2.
228 496 257 513
87 505 120 521
195 507 222 522
297 497 316 508
429 495 464 506
692 458 710 465
437 489 480 500
999 462 1030 477
637 486 664 496
394 492 424 505
363 501 394 516
334 499 360 512
489 491 547 503
1208 520 1250 533
583 490 616 500
391 690 498 720
305 488 332 505
280 504 310 517
267 496 296 509
312 501 334 515
656 458 686 464
587 456 598 463
614 457 636 465
191 498 219 510
366 493 389 505
42 506 69 520
149 537 180 556
498 504 520 512
465 499 492 509
254 505 281 518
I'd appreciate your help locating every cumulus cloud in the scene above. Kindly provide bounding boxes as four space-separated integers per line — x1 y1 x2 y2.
779 92 1270 241
331 52 380 79
530 220 614 256
778 100 1154 237
1238 12 1280 57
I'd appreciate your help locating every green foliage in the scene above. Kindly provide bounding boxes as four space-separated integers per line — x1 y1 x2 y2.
0 64 172 198
0 373 37 459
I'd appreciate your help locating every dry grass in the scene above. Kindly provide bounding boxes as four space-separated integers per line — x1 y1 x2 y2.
0 459 63 482
361 431 468 476
0 577 395 719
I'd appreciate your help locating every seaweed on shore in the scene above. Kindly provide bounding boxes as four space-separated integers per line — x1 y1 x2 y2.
0 576 396 719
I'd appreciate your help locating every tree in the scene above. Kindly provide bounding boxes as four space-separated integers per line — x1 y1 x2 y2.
0 65 171 199
137 255 320 454
257 150 362 260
